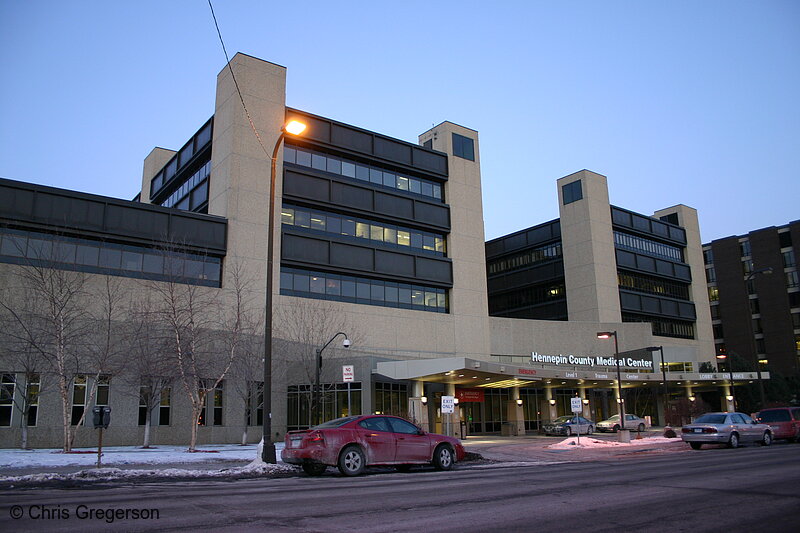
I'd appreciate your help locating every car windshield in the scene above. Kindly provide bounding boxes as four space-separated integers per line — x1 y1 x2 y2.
694 414 727 424
604 415 620 421
553 416 573 423
312 416 360 429
758 410 791 422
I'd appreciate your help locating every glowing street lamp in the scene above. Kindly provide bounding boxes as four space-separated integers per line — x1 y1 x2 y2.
263 119 307 463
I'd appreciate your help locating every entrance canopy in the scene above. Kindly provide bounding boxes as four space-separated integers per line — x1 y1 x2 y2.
375 357 768 391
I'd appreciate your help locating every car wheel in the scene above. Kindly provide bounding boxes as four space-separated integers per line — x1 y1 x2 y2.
566 426 572 436
432 445 454 471
689 442 703 450
613 425 620 433
302 463 326 476
761 432 772 446
637 423 645 433
395 465 412 473
338 445 365 476
727 432 739 449
587 426 594 435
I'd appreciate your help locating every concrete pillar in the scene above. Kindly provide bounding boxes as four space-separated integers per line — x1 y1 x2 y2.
579 385 591 419
444 383 458 437
506 386 525 436
545 388 558 421
721 384 735 412
656 393 666 427
408 380 430 432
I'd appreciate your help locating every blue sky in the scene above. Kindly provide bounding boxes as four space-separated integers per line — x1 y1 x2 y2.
1 1 797 243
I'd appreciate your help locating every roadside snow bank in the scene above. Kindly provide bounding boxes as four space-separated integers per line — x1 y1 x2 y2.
548 436 680 449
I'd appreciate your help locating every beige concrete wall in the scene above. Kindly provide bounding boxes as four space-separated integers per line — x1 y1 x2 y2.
557 170 621 323
418 123 492 359
140 147 176 204
654 204 716 366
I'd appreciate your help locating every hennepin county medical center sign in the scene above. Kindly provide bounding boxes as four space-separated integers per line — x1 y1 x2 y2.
531 352 654 370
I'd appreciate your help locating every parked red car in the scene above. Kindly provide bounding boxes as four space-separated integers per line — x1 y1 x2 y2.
281 414 466 476
755 407 800 442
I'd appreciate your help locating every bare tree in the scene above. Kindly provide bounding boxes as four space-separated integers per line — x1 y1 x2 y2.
274 299 361 427
147 258 257 451
0 255 90 452
119 295 175 448
0 322 50 449
228 332 264 445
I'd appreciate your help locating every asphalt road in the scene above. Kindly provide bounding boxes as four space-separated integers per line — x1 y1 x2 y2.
2 443 798 533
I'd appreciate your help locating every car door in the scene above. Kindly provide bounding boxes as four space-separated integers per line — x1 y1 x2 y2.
738 413 760 442
729 413 750 442
357 417 396 463
388 417 431 462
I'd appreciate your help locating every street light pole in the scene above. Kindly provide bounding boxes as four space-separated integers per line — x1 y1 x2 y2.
313 332 350 426
262 120 307 464
745 266 772 409
647 346 668 426
598 331 625 430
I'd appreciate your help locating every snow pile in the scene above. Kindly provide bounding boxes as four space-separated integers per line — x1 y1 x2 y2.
0 442 285 469
548 436 680 449
0 463 295 485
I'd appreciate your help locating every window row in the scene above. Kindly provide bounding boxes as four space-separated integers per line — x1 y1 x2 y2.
622 313 695 339
617 271 691 301
287 382 363 431
0 227 222 287
614 231 683 262
486 242 563 275
280 267 448 313
284 144 443 202
488 283 566 315
282 204 445 256
160 160 211 211
0 373 39 428
612 207 686 244
151 119 213 197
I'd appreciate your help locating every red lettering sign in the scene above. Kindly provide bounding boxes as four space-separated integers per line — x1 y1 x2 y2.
455 389 485 402
518 368 537 375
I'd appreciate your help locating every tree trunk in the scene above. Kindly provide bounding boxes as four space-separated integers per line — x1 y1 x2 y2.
21 417 29 450
241 427 248 446
143 407 152 448
189 405 200 452
59 374 71 452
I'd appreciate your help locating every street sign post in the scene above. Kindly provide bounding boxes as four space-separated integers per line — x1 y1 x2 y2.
570 397 583 445
441 396 455 436
342 366 354 415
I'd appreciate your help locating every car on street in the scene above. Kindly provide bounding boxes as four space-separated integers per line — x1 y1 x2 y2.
596 414 648 432
542 415 594 436
681 412 773 450
281 414 466 476
755 407 800 442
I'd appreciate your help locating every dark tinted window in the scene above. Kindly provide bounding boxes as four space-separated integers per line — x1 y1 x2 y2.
562 180 582 205
388 417 419 434
359 417 391 432
695 414 727 424
757 410 791 422
314 416 359 428
452 133 475 161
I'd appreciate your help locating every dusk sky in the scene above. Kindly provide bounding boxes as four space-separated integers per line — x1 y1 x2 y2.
1 1 797 243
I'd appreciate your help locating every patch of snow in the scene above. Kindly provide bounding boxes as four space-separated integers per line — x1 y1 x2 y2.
0 442 286 470
548 436 680 449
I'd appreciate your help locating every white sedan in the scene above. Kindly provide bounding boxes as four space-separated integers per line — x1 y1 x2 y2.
596 414 648 432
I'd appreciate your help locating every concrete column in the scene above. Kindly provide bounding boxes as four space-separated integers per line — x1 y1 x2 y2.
721 385 734 412
505 386 525 436
579 385 591 419
408 380 429 432
656 393 666 427
545 388 558 421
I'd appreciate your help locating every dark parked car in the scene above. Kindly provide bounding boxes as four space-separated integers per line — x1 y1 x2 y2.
281 414 466 476
755 407 800 442
542 416 594 436
681 412 773 450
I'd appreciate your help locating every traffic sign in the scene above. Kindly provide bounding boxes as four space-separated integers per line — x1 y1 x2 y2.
570 397 582 413
441 396 455 414
342 365 354 382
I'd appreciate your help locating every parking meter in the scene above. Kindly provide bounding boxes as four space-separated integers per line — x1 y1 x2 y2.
92 406 111 429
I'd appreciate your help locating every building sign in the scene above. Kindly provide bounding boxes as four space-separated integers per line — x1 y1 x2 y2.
342 365 354 382
456 389 485 403
518 368 537 375
531 351 653 370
